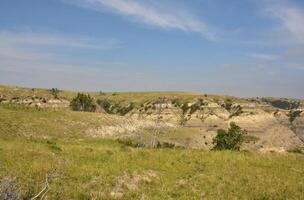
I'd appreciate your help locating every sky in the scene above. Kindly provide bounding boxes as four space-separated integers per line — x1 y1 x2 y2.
0 0 304 98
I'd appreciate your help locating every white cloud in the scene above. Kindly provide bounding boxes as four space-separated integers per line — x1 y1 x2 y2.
266 1 304 43
222 63 265 70
67 0 215 40
0 31 122 50
248 53 279 60
0 31 122 62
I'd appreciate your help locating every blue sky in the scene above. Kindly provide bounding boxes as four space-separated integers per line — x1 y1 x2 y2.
0 0 304 98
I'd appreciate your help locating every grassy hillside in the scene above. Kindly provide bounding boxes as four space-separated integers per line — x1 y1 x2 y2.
0 84 244 105
0 84 201 100
1 104 304 199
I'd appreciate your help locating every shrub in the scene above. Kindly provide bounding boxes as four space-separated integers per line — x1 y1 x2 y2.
212 122 247 151
287 110 302 123
99 90 106 95
189 103 200 114
50 88 60 99
97 99 112 113
158 142 176 148
171 98 181 107
287 147 304 154
70 93 96 112
229 105 243 118
222 99 233 111
181 103 190 114
117 138 143 148
46 140 62 152
97 99 134 115
117 103 135 116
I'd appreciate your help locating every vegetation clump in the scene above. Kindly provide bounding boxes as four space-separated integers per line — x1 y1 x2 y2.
261 98 301 110
97 99 135 116
50 88 60 99
212 122 247 151
70 93 96 112
157 142 177 149
117 103 135 116
117 138 143 148
222 98 233 111
97 99 112 113
287 147 304 154
171 98 181 107
117 138 177 149
287 110 302 123
229 105 243 118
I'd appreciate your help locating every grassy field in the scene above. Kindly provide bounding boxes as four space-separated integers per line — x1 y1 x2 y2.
1 104 304 200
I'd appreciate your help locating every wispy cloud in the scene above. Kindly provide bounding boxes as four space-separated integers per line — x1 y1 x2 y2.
0 31 122 50
0 31 122 61
284 46 304 58
266 1 304 43
0 30 143 91
248 53 279 60
66 0 215 41
288 63 304 70
222 63 265 70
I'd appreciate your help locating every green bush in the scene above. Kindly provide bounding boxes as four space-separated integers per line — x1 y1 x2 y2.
222 99 233 111
158 142 176 149
97 99 134 115
212 122 247 151
50 88 60 99
70 93 96 112
97 99 112 113
117 103 135 116
287 147 304 154
171 98 182 107
287 110 302 123
229 105 243 118
181 103 190 114
117 138 143 147
189 103 200 114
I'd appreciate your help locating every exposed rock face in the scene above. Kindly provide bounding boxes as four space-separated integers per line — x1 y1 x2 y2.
123 102 304 152
1 86 303 152
231 110 303 152
291 112 304 142
0 96 69 108
274 110 304 142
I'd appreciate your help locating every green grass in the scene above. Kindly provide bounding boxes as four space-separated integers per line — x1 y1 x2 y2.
0 84 202 102
0 103 124 140
140 127 205 148
1 104 304 199
1 138 304 200
0 84 247 106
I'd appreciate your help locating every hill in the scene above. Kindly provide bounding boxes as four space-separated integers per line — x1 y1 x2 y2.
0 84 304 199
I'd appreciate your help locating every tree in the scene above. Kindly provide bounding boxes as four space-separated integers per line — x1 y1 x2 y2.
212 122 247 151
70 93 96 112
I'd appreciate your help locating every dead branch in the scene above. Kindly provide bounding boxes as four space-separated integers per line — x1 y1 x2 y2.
31 173 56 200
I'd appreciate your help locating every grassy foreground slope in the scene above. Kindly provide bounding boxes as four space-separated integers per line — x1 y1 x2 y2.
1 104 304 199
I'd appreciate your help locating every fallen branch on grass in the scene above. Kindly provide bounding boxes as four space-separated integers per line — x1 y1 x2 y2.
31 173 56 200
